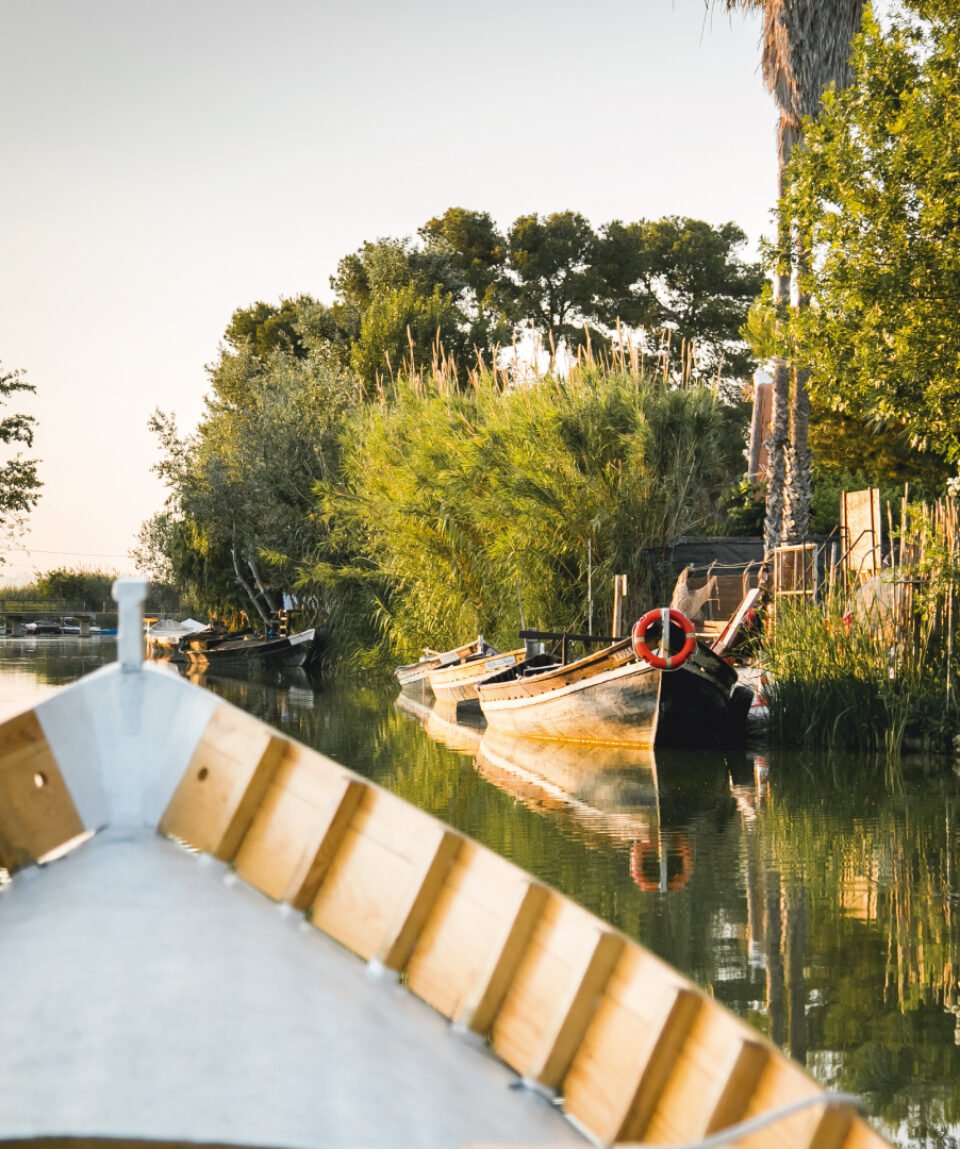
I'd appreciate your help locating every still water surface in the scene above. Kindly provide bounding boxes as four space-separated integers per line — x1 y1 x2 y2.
3 638 959 1148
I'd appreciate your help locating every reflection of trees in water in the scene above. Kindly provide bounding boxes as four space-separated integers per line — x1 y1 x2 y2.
0 637 116 686
737 759 960 1142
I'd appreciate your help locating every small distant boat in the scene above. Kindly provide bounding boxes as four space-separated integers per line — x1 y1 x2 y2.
145 617 212 658
394 635 492 695
181 627 316 671
23 620 63 635
426 646 526 708
477 608 746 747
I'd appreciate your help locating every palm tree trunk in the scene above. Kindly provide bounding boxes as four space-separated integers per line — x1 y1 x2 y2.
764 116 798 554
783 213 813 543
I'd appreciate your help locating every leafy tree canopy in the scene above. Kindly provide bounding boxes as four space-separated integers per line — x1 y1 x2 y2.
224 296 317 359
785 1 960 465
324 208 761 386
0 362 42 553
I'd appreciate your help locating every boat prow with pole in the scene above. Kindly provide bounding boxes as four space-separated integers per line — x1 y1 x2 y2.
0 580 891 1149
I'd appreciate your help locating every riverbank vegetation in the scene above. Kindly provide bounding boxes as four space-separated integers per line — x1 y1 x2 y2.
321 358 747 665
145 342 752 668
142 209 764 667
754 0 960 754
762 496 960 756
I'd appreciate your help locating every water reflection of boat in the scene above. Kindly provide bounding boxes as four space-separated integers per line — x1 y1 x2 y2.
394 690 484 754
395 693 733 893
475 728 660 839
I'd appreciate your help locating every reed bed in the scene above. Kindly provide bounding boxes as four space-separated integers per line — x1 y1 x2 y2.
309 357 746 667
763 495 960 755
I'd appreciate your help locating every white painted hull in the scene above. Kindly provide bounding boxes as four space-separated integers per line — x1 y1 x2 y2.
0 580 889 1149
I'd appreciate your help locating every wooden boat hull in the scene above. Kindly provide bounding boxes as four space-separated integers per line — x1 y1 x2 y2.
477 639 737 746
184 627 316 670
0 579 892 1149
395 636 488 694
426 647 525 706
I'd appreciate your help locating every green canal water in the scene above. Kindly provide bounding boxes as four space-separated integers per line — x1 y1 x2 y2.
3 637 959 1148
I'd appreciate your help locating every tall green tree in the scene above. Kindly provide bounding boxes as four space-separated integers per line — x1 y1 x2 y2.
785 1 960 467
722 0 866 550
0 362 42 555
504 212 599 364
595 218 763 381
147 302 357 623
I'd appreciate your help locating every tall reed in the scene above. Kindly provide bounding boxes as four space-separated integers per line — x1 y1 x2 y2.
308 358 746 666
762 496 960 754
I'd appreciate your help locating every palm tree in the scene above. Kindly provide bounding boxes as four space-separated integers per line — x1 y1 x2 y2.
722 0 865 551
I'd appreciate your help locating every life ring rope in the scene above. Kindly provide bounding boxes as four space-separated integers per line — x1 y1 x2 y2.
630 607 697 671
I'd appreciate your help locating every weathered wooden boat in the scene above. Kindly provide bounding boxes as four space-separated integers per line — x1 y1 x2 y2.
427 646 527 708
477 610 743 747
181 626 316 670
395 635 492 696
0 580 891 1149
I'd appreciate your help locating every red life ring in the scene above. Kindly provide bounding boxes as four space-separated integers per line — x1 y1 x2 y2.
631 607 697 671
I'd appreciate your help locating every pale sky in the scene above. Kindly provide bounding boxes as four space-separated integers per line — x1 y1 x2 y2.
0 0 771 585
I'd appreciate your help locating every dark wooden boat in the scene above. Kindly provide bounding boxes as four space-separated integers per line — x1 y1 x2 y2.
0 579 892 1149
181 626 316 670
476 617 741 747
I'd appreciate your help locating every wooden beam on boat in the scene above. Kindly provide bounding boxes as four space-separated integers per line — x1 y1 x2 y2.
738 1059 856 1149
560 945 702 1145
0 710 87 872
490 894 625 1090
158 706 287 861
307 785 463 968
404 839 550 1026
232 742 367 906
643 1026 769 1145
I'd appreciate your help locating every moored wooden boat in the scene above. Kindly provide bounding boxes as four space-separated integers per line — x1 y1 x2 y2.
395 635 491 695
181 626 316 670
427 646 527 708
0 580 891 1149
477 624 740 747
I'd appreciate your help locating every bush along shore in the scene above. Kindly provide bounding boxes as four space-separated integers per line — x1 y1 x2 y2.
760 495 960 757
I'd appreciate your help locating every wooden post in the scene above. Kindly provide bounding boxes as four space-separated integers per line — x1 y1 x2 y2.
612 575 628 638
